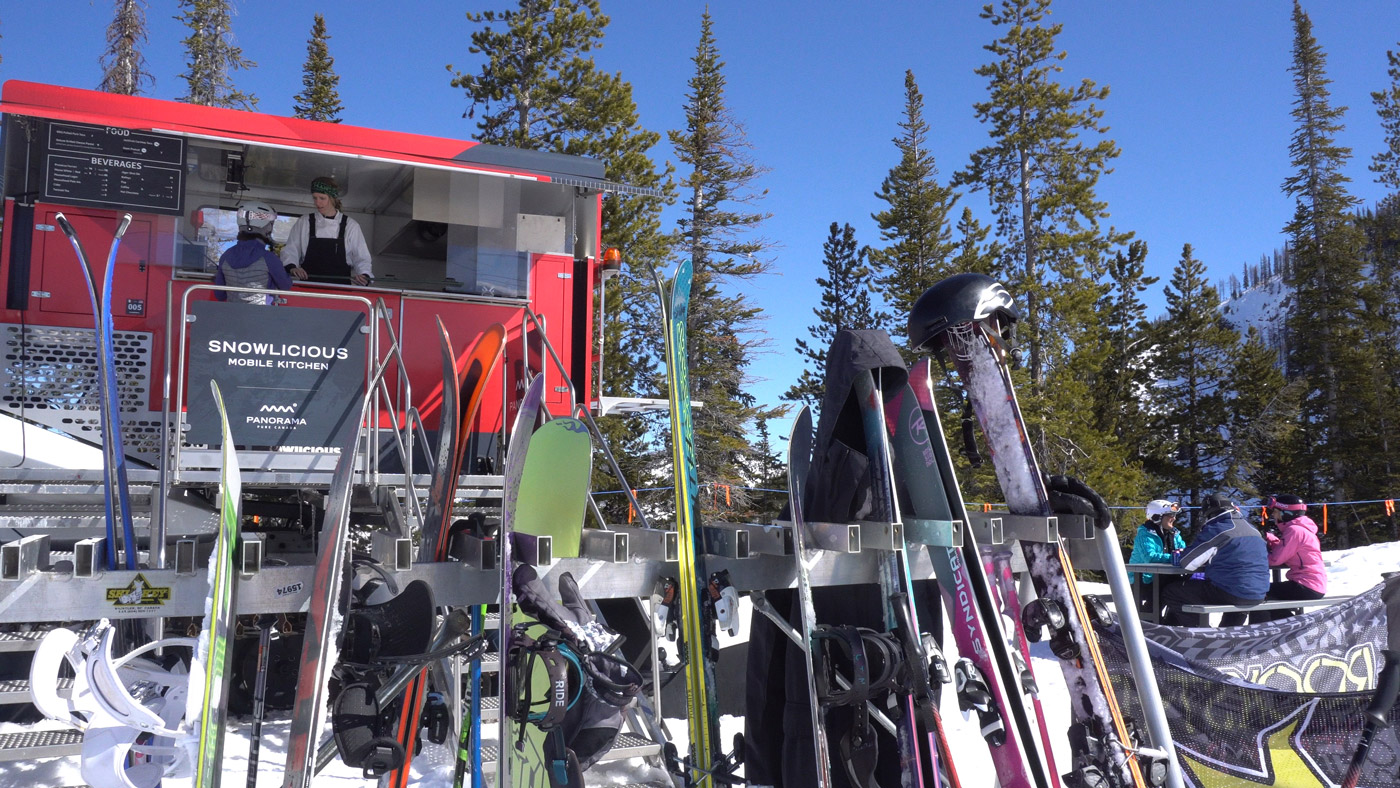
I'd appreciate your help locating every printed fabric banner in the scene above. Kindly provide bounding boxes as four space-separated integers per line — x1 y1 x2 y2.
185 300 366 448
1096 576 1400 787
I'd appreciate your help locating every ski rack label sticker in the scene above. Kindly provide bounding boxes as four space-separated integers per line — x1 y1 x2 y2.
106 573 171 608
185 301 367 448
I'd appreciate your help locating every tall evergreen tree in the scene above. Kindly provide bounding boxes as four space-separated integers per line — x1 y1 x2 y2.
1367 47 1400 523
785 222 885 408
451 0 673 523
956 0 1129 399
1093 240 1156 455
949 206 999 276
1370 43 1400 192
176 0 257 109
292 14 343 122
667 10 775 513
99 0 154 96
1147 244 1239 516
869 70 957 345
1282 1 1380 546
1225 327 1307 500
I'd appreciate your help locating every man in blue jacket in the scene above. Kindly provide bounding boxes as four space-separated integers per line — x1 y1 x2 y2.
1160 494 1270 627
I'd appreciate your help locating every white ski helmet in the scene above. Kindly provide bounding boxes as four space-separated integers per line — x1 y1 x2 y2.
236 201 277 236
1146 499 1180 522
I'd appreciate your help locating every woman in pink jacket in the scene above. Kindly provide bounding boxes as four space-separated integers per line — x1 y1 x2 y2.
1250 494 1326 623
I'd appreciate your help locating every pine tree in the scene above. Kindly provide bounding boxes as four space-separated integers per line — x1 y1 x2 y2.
1146 244 1239 516
292 14 343 122
1225 327 1307 500
451 0 673 524
950 206 999 276
177 0 257 109
956 0 1129 398
1370 43 1400 192
99 0 154 96
667 10 775 514
1093 240 1156 455
1282 1 1381 547
869 70 957 345
785 222 885 409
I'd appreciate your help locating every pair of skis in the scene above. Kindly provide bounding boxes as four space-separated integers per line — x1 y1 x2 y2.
55 213 137 571
653 259 734 787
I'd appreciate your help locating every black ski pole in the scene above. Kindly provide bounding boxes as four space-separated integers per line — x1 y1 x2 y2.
1341 649 1400 788
247 614 278 788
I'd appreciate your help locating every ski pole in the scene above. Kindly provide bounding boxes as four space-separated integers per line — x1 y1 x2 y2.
1340 649 1400 788
247 615 277 788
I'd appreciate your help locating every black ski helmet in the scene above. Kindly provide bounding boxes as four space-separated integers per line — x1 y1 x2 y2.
908 273 1020 352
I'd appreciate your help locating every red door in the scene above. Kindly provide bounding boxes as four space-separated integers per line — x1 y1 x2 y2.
37 208 151 319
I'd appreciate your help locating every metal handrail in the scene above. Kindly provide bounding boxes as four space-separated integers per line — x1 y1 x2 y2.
519 307 652 530
364 297 428 530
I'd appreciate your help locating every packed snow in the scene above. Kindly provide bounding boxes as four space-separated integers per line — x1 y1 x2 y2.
1 540 1394 787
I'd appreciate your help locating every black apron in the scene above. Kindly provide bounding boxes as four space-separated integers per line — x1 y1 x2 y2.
301 213 350 283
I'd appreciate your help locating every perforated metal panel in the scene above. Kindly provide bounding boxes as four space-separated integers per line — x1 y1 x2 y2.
0 323 163 463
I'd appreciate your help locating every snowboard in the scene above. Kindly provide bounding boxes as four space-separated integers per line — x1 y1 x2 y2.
505 413 593 787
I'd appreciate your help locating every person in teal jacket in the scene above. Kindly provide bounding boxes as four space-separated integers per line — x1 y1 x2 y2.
1129 499 1186 618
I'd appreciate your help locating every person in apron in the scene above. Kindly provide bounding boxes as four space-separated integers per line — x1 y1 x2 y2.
281 176 374 285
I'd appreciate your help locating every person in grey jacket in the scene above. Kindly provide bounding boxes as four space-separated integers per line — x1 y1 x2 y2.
215 202 294 305
1160 493 1270 627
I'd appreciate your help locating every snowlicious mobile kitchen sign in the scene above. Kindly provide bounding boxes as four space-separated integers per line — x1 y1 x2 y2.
185 301 366 448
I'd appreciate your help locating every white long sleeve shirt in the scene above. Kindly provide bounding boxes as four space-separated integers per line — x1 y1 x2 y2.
279 211 374 280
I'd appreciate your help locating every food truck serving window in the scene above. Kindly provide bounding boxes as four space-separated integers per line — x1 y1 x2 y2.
4 111 590 300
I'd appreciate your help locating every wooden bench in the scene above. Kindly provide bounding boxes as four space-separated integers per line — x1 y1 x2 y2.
1180 596 1351 615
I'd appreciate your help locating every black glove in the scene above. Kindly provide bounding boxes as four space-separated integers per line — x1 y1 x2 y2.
1044 474 1112 531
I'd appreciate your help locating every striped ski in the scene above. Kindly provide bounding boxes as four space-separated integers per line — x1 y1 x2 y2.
654 258 730 787
894 359 1058 788
189 380 243 788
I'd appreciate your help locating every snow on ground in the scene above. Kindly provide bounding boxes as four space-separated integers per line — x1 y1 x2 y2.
3 541 1397 787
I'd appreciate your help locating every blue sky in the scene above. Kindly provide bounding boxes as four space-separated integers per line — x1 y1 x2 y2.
4 2 1400 442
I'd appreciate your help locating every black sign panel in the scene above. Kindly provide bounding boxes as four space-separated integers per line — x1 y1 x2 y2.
186 301 367 448
42 121 186 215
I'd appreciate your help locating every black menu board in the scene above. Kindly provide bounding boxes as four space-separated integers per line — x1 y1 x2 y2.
42 121 186 215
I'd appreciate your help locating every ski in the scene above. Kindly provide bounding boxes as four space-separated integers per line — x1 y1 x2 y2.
496 373 548 788
283 385 375 788
910 273 1148 788
893 357 1058 788
653 258 734 787
54 212 136 570
781 405 836 787
190 380 243 788
851 366 954 788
